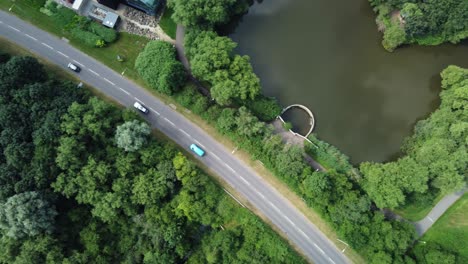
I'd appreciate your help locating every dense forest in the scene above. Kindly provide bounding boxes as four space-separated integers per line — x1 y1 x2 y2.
0 54 305 263
369 0 468 51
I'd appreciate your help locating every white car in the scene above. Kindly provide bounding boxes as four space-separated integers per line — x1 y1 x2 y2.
133 102 149 114
67 63 81 72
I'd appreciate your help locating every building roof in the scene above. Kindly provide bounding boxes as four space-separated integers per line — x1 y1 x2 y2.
102 11 119 28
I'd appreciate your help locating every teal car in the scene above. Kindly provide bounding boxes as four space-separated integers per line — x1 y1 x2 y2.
190 144 205 157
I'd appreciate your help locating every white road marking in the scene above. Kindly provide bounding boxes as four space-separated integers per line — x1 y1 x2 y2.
88 69 100 76
212 154 221 161
149 107 160 115
8 25 20 32
223 189 246 208
329 257 336 264
314 243 325 254
25 34 37 41
225 164 236 173
0 20 3 24
239 176 251 186
73 60 84 67
297 229 310 240
282 215 296 226
255 190 265 199
428 216 434 223
119 87 130 95
41 42 53 49
268 201 281 213
179 128 191 137
194 140 205 148
57 51 69 58
103 78 115 86
164 117 175 126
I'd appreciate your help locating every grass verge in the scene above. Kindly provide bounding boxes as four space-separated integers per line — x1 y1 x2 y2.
395 193 445 222
159 7 177 39
413 194 468 262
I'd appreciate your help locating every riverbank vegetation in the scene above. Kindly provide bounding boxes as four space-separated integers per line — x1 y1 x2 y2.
360 65 467 210
370 0 468 51
0 54 305 263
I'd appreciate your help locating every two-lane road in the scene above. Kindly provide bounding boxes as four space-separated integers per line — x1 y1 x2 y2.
0 10 350 264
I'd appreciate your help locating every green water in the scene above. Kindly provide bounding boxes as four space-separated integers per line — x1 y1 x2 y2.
230 0 468 163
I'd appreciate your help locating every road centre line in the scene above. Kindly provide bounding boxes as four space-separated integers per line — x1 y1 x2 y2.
194 140 205 148
119 87 130 95
212 153 221 161
239 176 251 186
88 69 99 76
329 258 336 264
164 117 175 126
313 243 325 254
428 216 434 223
103 78 115 86
8 25 20 32
179 128 191 138
41 42 53 49
149 107 160 115
72 60 84 67
56 51 69 58
255 190 265 199
24 33 37 41
225 164 236 173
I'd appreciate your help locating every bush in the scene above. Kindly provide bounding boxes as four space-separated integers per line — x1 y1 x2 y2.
247 96 282 121
382 22 406 52
88 22 118 43
70 28 103 47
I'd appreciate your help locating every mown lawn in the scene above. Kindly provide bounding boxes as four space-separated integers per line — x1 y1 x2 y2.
413 194 468 262
159 7 177 39
395 193 444 222
0 0 149 82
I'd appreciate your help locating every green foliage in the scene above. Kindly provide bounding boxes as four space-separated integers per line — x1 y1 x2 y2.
247 96 282 121
135 41 186 95
185 30 261 105
168 0 249 28
115 120 151 152
283 122 293 131
70 28 103 47
88 22 118 43
360 65 467 209
371 0 468 48
0 192 57 239
382 21 406 52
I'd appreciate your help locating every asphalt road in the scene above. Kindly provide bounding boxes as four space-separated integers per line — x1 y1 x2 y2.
0 10 350 264
415 189 466 236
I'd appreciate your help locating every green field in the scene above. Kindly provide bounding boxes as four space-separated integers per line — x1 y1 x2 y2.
413 194 468 263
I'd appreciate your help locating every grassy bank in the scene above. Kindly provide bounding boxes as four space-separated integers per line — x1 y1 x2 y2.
412 194 468 262
159 7 177 39
395 193 444 222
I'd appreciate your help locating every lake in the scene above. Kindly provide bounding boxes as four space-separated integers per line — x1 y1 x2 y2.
230 0 468 163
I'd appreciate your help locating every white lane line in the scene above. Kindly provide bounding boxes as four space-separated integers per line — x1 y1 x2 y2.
25 34 37 41
118 87 130 95
212 153 221 161
428 216 434 223
164 117 175 126
329 257 336 264
0 20 3 24
255 190 265 199
57 51 69 58
73 60 84 67
134 97 143 103
268 201 281 213
41 42 53 50
149 107 160 115
313 243 325 255
194 140 206 148
283 215 296 227
225 164 236 173
239 176 251 186
103 78 115 86
297 228 310 240
179 128 191 138
8 25 20 32
223 189 246 208
88 69 100 76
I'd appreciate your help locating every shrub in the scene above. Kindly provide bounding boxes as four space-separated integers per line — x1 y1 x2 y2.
382 22 406 52
70 28 103 47
88 22 118 43
247 96 282 121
